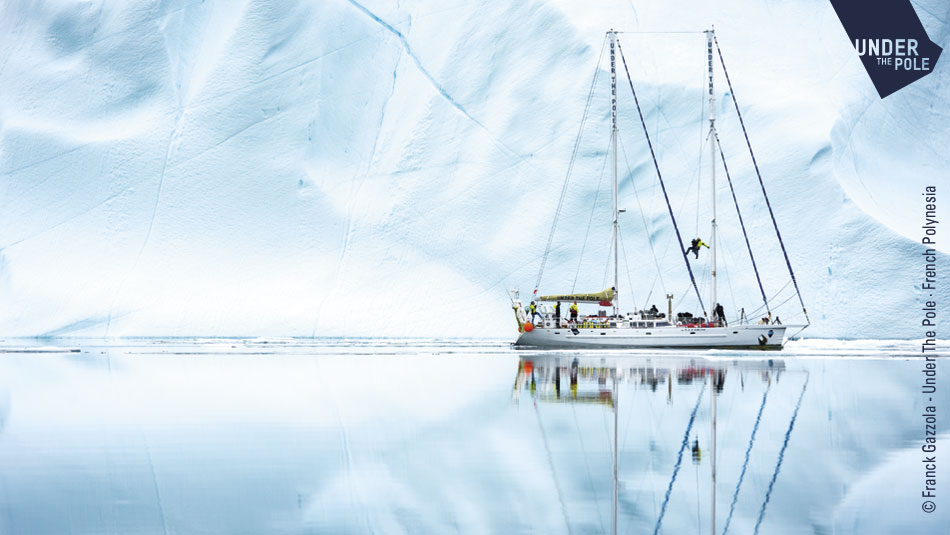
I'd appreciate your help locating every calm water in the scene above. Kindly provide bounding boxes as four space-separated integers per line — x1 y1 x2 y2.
0 339 946 534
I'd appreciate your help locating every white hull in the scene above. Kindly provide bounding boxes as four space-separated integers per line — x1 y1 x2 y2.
514 323 787 350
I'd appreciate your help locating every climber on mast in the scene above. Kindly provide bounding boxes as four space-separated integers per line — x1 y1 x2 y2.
686 237 710 259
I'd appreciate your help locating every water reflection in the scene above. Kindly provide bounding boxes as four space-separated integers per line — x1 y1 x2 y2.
0 341 946 534
513 355 798 535
511 351 946 535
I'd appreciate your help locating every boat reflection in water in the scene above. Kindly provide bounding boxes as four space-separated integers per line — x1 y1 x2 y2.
512 353 793 535
0 342 944 533
512 354 782 404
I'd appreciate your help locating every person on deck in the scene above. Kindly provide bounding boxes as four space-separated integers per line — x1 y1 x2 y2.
714 303 727 326
570 301 579 325
555 301 562 326
686 237 709 259
529 301 540 323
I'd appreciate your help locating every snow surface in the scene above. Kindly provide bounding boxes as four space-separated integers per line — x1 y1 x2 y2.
0 0 947 338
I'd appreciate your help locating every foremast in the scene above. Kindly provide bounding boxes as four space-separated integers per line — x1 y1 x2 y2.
709 33 720 532
609 33 620 535
609 30 619 317
706 29 718 324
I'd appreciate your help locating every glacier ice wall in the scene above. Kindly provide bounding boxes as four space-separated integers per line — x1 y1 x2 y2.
0 0 947 338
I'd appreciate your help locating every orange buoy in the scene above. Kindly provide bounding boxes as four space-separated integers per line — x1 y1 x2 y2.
523 322 534 332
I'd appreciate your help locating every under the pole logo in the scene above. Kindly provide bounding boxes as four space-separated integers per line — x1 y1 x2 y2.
829 0 942 98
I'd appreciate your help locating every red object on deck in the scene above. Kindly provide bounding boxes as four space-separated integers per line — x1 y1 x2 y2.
599 300 612 306
523 322 534 332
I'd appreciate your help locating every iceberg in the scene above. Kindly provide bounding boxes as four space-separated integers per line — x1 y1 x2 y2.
0 0 946 338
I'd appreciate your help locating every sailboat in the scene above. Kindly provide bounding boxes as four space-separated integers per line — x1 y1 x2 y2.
511 29 808 350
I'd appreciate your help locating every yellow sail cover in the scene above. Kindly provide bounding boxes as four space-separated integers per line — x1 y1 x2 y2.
537 288 615 303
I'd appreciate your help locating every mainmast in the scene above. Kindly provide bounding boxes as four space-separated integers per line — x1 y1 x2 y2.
612 372 618 535
708 30 718 535
609 30 619 317
706 29 718 324
711 370 718 535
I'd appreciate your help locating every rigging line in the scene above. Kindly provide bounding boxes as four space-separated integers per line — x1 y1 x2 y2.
695 141 703 237
653 381 707 535
651 148 701 302
753 375 809 535
617 40 706 317
619 139 665 308
787 324 808 340
603 402 615 535
715 132 770 315
716 228 740 321
603 393 615 496
646 114 704 275
617 30 707 34
695 455 702 535
673 275 700 312
695 260 710 303
618 135 667 304
619 369 645 459
674 288 689 310
534 400 574 534
573 403 607 535
713 35 809 325
695 57 706 237
746 280 793 318
768 292 799 314
747 280 793 316
534 35 608 297
573 135 613 292
652 66 709 273
618 225 639 309
721 382 771 535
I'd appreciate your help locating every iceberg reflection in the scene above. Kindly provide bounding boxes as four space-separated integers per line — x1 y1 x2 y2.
0 341 944 534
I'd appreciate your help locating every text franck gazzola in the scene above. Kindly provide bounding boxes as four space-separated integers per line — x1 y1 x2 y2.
921 185 937 515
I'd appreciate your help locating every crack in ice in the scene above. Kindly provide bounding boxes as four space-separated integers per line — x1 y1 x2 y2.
344 0 526 162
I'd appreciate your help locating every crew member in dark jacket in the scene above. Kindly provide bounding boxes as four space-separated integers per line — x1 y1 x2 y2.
686 237 709 259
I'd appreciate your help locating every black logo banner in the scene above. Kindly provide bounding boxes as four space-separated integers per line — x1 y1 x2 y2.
829 0 942 98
